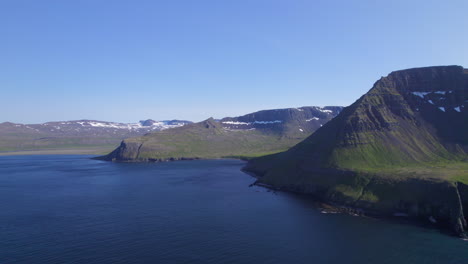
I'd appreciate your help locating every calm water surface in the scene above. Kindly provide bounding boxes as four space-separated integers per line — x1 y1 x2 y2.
0 155 467 264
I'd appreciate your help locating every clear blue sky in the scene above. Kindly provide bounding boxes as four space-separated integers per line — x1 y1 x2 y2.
1 0 467 123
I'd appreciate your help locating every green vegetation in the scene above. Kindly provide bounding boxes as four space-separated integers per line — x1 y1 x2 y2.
101 119 308 161
0 146 116 156
223 150 287 160
245 66 468 236
100 106 343 162
0 135 122 153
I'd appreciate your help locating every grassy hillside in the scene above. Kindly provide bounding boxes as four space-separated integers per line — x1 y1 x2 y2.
102 119 306 161
100 106 342 162
244 66 468 236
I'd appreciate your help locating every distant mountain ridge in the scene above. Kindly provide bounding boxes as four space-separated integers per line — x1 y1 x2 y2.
0 119 192 153
220 106 343 136
99 106 343 162
244 66 468 236
0 119 191 131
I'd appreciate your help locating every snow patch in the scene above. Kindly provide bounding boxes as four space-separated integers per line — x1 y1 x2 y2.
253 120 282 124
438 107 445 112
411 92 430 98
74 120 185 130
306 117 320 122
314 106 333 113
222 121 250 125
222 120 283 126
412 91 449 98
454 107 461 112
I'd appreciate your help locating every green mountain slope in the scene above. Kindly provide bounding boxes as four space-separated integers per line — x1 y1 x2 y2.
99 106 342 162
244 66 468 236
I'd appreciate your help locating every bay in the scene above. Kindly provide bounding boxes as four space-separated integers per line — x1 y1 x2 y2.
0 155 466 263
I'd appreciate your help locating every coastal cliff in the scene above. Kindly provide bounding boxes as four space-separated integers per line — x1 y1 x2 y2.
244 66 468 236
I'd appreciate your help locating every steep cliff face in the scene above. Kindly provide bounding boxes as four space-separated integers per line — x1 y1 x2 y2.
244 66 468 236
104 140 142 161
100 106 342 162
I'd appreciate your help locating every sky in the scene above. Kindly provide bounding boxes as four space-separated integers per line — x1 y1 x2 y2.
1 0 468 123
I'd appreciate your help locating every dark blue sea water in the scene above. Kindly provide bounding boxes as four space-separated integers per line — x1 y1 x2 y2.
0 155 467 264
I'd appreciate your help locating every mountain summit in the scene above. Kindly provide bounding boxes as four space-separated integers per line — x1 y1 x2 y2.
244 66 468 236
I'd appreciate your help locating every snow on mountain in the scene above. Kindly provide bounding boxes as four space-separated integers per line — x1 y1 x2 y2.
409 90 466 113
68 119 190 130
0 119 193 137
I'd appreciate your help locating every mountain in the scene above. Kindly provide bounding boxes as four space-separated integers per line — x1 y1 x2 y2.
99 106 342 162
244 66 468 236
0 119 192 154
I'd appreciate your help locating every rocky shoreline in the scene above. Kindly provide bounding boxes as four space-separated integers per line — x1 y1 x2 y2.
93 153 468 238
243 168 468 238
